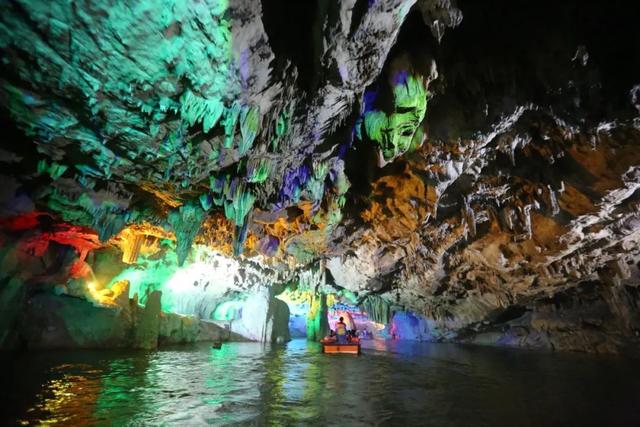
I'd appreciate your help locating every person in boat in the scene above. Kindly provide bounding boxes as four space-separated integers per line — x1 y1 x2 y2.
335 317 348 344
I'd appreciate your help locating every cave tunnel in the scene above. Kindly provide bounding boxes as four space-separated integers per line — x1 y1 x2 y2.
1 0 640 425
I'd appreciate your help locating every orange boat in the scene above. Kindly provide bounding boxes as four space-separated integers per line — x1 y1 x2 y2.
320 337 361 355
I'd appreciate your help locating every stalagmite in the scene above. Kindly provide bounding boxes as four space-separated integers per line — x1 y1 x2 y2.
134 290 162 350
306 292 328 341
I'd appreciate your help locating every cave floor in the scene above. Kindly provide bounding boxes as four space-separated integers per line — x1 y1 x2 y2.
1 339 638 426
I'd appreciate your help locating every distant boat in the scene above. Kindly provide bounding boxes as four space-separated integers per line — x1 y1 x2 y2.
320 337 361 355
211 341 223 349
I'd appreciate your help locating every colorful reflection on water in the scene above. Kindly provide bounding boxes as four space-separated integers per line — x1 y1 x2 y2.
1 340 639 426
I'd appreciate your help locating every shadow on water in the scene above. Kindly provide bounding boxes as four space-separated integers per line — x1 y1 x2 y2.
1 339 639 426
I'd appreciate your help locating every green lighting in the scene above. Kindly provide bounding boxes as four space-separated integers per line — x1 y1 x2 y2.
212 300 245 321
361 73 429 164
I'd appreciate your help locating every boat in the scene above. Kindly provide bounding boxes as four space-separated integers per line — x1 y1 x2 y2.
320 337 361 355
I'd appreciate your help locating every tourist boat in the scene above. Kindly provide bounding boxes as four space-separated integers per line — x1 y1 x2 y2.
320 337 361 355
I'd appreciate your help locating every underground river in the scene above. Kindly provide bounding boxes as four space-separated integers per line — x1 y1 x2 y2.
1 339 639 426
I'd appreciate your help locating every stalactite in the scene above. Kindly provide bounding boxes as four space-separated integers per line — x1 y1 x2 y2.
167 203 205 266
180 90 224 132
37 160 68 180
239 105 260 156
233 222 250 256
359 72 430 166
223 183 255 228
93 212 127 242
306 161 329 202
199 193 213 211
522 204 533 239
121 231 144 264
270 107 291 151
463 197 476 238
246 158 272 183
547 185 560 215
223 103 241 149
297 262 325 290
362 295 391 324
279 165 311 205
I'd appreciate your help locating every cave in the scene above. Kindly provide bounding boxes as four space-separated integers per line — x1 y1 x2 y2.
1 0 639 425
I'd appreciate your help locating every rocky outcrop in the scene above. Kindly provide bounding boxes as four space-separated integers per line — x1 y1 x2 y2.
322 1 640 354
306 291 329 342
221 286 291 343
134 290 162 349
160 315 243 346
389 311 433 341
16 291 237 350
21 293 131 349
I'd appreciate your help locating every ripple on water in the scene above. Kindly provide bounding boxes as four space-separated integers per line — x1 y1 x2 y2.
0 339 639 426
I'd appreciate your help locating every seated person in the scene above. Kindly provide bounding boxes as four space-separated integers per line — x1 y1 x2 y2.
335 317 348 344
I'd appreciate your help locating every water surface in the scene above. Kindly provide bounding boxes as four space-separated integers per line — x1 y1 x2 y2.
1 339 638 426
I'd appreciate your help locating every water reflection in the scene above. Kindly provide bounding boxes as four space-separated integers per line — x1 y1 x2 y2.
94 357 151 424
30 368 100 426
1 340 639 426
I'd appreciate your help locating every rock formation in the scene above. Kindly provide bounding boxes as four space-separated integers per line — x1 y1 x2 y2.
0 0 639 353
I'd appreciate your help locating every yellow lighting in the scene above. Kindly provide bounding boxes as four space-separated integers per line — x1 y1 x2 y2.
86 281 118 306
371 322 386 331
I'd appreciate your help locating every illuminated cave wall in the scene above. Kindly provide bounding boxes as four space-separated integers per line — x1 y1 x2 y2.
1 1 640 353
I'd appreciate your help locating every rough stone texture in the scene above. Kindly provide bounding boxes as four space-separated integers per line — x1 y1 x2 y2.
389 311 433 341
224 286 291 342
324 1 640 354
134 290 162 349
1 1 640 354
21 293 131 349
306 291 329 342
0 278 28 348
159 313 246 345
17 292 236 349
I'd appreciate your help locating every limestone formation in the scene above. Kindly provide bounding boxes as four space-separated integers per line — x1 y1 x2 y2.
1 1 639 354
134 290 162 349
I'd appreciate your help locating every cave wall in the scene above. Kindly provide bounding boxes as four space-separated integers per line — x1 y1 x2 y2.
327 0 640 354
0 0 639 353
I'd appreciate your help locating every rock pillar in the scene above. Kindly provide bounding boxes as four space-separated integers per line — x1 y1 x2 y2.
306 291 328 341
134 290 162 349
230 286 291 343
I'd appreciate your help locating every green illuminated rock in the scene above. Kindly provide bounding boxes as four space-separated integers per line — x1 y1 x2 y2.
239 105 260 155
362 73 429 165
134 290 162 350
168 203 205 266
246 158 272 184
306 291 328 342
362 295 392 324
